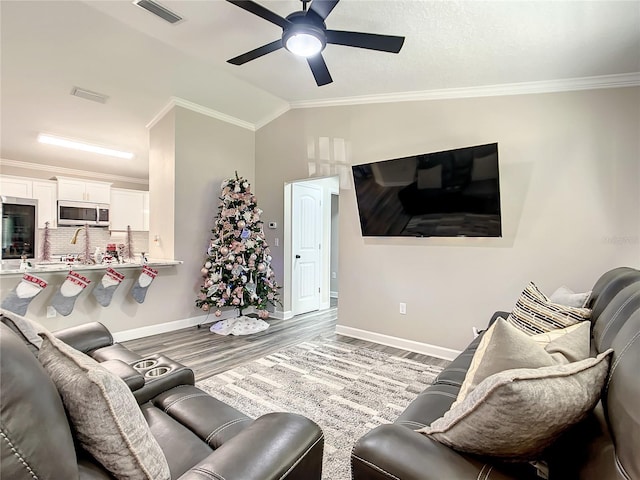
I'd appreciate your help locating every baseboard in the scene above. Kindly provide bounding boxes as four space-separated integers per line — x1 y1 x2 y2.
270 309 294 320
112 308 248 342
335 324 461 361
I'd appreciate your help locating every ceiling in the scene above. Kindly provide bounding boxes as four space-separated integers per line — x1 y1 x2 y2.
1 0 639 181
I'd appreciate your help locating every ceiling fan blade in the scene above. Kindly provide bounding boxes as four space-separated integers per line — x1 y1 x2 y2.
326 30 405 53
227 39 283 65
307 54 333 86
226 0 290 29
308 0 340 21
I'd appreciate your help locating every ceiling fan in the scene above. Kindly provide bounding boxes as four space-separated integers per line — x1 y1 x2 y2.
226 0 405 86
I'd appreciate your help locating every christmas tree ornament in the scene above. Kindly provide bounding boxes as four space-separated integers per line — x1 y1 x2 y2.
51 271 91 316
92 267 125 307
131 265 158 304
195 172 280 335
1 274 48 315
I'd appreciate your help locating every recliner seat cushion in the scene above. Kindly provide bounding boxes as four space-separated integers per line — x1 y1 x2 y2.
37 330 171 480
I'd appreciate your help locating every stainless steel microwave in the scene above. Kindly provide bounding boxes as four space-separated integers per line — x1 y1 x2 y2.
58 200 110 226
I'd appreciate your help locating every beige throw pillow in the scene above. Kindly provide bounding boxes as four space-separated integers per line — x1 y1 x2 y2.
506 282 591 335
454 318 591 405
37 331 170 480
418 349 612 459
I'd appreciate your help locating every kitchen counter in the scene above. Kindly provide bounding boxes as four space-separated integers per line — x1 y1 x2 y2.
0 259 182 275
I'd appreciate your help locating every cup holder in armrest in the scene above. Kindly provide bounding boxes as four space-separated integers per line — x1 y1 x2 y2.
133 359 158 370
145 366 172 378
130 354 195 404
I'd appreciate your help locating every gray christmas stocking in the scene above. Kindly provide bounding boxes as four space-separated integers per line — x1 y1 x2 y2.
131 265 158 303
1 274 48 315
51 271 90 316
92 267 125 307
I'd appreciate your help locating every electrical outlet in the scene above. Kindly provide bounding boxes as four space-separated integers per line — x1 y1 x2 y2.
46 306 56 318
399 302 406 315
274 237 280 247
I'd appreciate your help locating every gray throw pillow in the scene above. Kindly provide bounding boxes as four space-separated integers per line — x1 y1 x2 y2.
37 330 170 480
417 349 612 459
549 285 591 308
0 308 45 355
454 318 591 405
506 282 591 335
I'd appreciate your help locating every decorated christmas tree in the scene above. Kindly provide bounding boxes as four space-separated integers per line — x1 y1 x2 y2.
196 172 280 335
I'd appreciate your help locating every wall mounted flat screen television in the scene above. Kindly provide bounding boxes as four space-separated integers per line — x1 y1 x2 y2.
352 143 502 237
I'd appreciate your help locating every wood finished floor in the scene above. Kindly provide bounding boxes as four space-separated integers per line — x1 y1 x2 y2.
122 305 450 381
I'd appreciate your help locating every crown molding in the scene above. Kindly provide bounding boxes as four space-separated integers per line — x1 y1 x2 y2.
0 158 149 185
145 73 640 131
147 96 256 131
255 104 291 131
289 72 640 109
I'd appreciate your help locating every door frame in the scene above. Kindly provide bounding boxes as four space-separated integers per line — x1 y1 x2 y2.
283 176 339 319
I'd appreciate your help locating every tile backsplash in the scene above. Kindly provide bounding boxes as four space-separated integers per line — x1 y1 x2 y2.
39 226 149 257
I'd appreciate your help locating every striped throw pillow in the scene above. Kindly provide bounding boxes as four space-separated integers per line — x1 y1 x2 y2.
506 282 591 335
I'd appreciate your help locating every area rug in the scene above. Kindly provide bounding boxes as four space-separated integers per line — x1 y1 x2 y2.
196 340 445 480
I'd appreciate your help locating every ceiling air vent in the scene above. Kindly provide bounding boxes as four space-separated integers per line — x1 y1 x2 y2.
70 87 109 104
133 0 183 24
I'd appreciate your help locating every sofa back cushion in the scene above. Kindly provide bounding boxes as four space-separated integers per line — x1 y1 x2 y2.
598 303 640 479
0 323 79 480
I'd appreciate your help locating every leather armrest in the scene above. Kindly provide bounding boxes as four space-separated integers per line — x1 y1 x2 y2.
100 359 145 391
352 424 529 480
53 321 113 354
176 412 323 480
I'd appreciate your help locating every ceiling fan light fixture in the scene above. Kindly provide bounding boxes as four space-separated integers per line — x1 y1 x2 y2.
285 32 323 57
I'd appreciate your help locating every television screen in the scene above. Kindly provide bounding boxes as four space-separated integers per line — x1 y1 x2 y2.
351 143 502 237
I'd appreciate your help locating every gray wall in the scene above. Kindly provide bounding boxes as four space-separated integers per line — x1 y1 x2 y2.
1 106 254 334
256 87 640 351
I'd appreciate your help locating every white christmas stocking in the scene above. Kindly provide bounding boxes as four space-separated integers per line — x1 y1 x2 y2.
92 267 125 307
51 271 90 316
131 265 158 304
1 274 48 315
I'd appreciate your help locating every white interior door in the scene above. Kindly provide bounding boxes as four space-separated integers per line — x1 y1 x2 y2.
292 183 322 315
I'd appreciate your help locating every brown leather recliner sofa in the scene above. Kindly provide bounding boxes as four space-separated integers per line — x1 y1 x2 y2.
1 318 324 479
352 266 640 480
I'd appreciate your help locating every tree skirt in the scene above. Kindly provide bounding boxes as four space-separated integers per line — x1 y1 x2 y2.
209 316 269 336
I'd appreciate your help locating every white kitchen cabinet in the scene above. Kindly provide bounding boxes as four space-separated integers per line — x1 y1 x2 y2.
57 176 111 203
32 180 57 228
110 188 148 231
0 175 33 198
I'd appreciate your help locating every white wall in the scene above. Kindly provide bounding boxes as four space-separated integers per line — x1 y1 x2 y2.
256 87 640 352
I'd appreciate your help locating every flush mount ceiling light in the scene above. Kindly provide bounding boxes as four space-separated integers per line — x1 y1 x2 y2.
37 134 134 160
